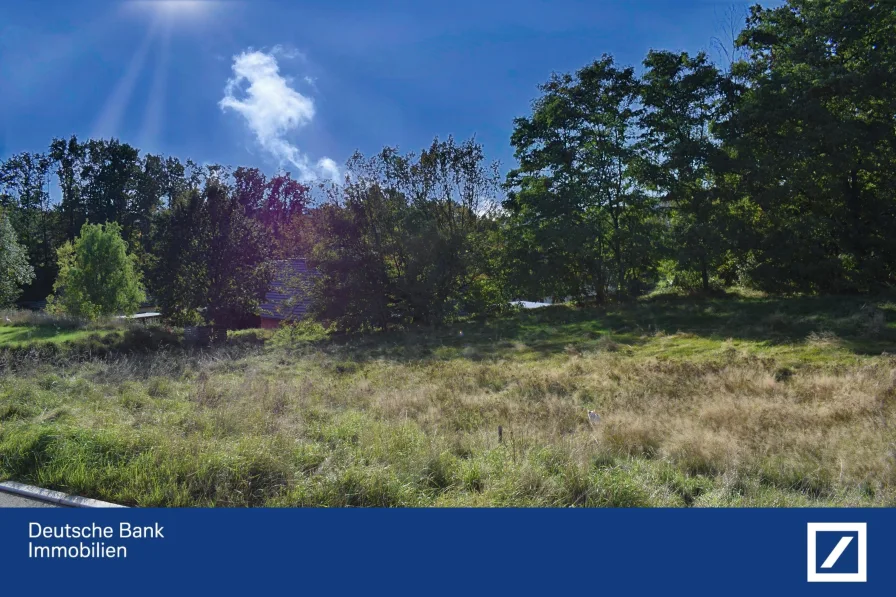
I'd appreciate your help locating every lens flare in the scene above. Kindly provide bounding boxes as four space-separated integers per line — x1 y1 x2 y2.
130 0 219 21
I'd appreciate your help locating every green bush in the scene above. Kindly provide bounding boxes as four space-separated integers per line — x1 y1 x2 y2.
48 222 145 320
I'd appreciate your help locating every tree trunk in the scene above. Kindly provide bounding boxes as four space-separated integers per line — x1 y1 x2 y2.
701 254 709 292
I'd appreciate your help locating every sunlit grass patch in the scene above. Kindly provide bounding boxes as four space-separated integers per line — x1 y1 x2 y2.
0 325 101 347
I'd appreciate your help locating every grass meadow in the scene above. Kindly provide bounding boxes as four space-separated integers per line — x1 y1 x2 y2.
1 291 895 507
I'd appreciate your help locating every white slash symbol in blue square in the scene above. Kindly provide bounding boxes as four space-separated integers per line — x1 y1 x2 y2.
807 523 867 582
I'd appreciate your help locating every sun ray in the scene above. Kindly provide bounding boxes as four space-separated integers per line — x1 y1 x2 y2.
91 18 162 139
139 20 173 151
128 0 222 23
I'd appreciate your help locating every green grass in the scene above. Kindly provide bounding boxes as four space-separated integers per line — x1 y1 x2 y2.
0 309 130 348
0 325 100 346
333 290 896 366
0 292 894 507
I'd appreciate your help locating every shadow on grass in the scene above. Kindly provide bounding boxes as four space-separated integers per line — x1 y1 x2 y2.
0 326 185 373
9 293 893 368
306 292 896 363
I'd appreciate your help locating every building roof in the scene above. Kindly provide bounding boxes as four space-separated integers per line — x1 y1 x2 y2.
259 258 315 321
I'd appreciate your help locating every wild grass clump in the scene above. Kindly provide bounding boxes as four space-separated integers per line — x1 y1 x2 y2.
806 330 842 348
270 320 329 346
0 326 183 374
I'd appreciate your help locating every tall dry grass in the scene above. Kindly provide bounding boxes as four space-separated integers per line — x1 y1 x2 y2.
2 341 893 506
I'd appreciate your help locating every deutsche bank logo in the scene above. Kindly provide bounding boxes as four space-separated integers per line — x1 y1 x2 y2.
807 523 867 582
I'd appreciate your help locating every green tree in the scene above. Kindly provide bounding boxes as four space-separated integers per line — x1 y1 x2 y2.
719 0 896 291
205 178 271 326
504 55 660 303
0 151 56 298
48 222 145 319
233 167 313 258
80 139 141 227
310 137 502 331
0 211 35 308
49 136 87 242
638 50 726 291
151 177 271 327
150 188 207 326
309 198 395 331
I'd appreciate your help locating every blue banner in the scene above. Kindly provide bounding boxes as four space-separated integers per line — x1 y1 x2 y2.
0 508 890 595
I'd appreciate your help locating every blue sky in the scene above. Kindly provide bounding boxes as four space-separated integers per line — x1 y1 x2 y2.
0 0 773 180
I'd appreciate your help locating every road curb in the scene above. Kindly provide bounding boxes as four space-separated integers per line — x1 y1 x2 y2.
0 481 128 508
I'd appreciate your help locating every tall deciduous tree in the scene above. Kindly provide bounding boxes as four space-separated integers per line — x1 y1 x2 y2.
719 0 896 292
0 151 55 298
150 188 207 326
233 167 312 258
80 139 141 227
0 211 35 308
505 55 660 303
49 136 87 242
311 137 502 330
151 177 271 327
638 50 725 291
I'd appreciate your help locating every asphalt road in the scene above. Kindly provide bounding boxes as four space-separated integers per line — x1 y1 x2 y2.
0 491 61 508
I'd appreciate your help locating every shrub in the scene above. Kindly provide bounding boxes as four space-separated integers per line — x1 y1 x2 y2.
47 222 145 320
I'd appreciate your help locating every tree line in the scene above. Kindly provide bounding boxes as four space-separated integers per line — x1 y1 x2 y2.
504 0 896 301
1 0 894 331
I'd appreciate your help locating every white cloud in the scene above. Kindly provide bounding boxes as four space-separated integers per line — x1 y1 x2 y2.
271 44 305 61
220 49 339 181
316 157 341 181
